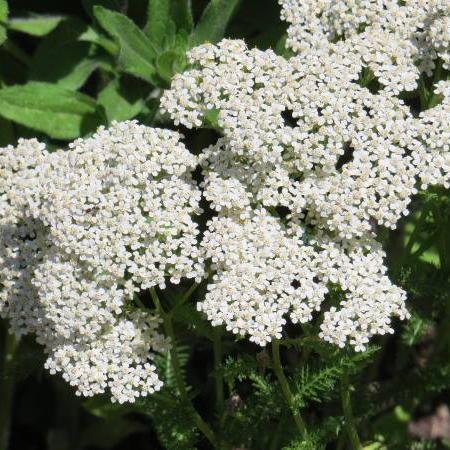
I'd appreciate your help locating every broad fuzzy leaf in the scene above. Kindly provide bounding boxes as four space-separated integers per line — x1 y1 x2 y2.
170 0 193 32
94 6 158 83
30 19 99 90
0 82 104 139
0 0 8 46
98 77 149 122
190 0 240 46
145 0 176 50
8 14 64 36
156 50 187 84
82 0 122 17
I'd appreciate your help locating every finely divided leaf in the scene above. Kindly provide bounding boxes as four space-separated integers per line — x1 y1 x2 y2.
94 6 158 83
190 0 240 46
0 82 104 139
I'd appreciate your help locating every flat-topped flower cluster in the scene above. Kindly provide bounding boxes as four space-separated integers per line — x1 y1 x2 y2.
161 34 449 350
279 0 450 93
0 121 203 403
0 0 449 403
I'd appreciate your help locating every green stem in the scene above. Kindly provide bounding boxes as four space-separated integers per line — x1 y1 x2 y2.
404 206 430 257
150 288 218 448
169 282 199 318
336 433 346 450
213 329 224 414
341 372 362 450
269 411 287 450
271 340 308 437
0 331 18 450
3 40 31 66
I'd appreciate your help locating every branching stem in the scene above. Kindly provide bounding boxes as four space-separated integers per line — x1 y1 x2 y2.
341 371 362 450
271 340 308 438
150 288 218 448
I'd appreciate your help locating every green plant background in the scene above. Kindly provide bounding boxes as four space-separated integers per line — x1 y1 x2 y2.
0 1 449 449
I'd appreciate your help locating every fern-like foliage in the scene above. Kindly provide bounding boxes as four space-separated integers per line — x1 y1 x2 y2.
154 341 190 389
144 341 200 449
291 346 379 408
282 436 323 450
142 390 200 450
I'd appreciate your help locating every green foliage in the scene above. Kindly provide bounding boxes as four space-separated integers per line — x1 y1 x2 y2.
29 19 101 89
154 341 191 388
94 6 159 83
172 303 215 341
1 2 450 450
190 0 240 46
82 0 123 17
0 82 104 139
401 313 433 347
292 347 379 408
0 116 14 146
169 0 193 33
282 437 324 450
0 0 8 46
156 49 187 84
143 391 200 450
146 341 200 449
145 0 175 50
220 355 285 448
98 76 149 122
8 14 64 37
0 0 242 142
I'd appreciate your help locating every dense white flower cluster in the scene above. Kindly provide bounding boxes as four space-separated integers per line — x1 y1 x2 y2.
2 1 449 381
162 40 421 238
0 139 50 336
279 0 450 92
162 38 449 350
415 81 450 189
200 210 408 350
200 210 328 346
316 237 408 351
0 121 205 402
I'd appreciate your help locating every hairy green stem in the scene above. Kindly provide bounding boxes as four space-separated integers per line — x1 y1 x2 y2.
0 331 18 450
341 372 362 450
150 288 218 448
271 340 308 437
